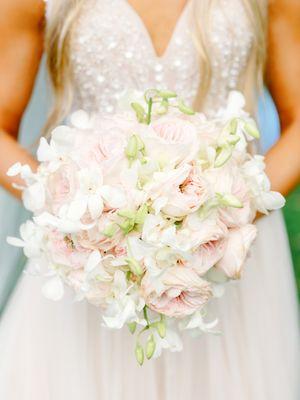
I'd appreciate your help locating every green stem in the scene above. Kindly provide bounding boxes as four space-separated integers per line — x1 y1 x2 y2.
146 97 153 125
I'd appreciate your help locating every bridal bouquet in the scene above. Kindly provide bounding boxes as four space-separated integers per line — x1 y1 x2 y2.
8 89 285 364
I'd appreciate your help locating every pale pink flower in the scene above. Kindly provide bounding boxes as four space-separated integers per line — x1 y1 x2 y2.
141 267 212 318
204 165 255 227
47 162 78 212
216 224 257 279
76 212 123 252
47 231 91 269
161 166 211 217
67 269 111 307
144 116 199 165
191 237 227 275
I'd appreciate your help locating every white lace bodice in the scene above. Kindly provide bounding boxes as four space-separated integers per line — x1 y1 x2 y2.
46 0 257 115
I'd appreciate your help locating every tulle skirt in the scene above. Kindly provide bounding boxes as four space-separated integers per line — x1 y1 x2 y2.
0 211 299 400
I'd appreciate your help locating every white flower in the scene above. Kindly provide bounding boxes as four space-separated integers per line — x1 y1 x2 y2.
68 168 104 220
102 271 145 329
7 220 45 258
152 327 183 358
242 156 285 213
34 211 94 234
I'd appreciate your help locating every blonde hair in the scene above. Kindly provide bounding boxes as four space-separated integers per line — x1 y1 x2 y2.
45 0 267 130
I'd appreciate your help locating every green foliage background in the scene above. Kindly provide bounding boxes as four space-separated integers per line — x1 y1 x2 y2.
283 187 300 300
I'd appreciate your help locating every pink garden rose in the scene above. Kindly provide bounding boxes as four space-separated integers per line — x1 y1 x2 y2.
216 224 257 279
47 162 78 213
143 116 199 166
76 212 123 252
161 167 211 217
75 116 136 183
191 237 227 276
151 116 197 144
204 165 255 227
47 231 91 269
141 267 212 318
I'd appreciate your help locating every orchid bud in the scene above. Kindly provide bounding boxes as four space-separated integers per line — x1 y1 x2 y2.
118 219 135 235
125 257 143 276
102 223 118 238
125 135 139 160
135 343 144 366
135 135 145 154
156 320 166 338
127 322 137 334
118 209 136 219
244 121 260 139
146 334 156 360
214 145 232 168
228 118 238 135
217 193 243 208
135 204 148 225
131 103 146 123
157 90 177 99
177 99 195 115
226 134 240 145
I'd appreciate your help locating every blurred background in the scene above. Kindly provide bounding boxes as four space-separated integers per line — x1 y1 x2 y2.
0 61 299 315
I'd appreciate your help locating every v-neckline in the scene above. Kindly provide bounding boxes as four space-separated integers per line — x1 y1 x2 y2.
124 0 191 60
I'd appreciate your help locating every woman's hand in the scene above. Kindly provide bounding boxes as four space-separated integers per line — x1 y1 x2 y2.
0 0 44 198
265 0 300 196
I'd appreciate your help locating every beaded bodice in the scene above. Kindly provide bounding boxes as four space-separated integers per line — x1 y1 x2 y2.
46 0 255 115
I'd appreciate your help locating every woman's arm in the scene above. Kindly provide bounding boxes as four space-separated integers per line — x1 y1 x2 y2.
0 0 44 198
265 0 300 196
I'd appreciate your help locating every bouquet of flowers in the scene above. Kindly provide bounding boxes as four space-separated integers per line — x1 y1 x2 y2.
8 89 285 364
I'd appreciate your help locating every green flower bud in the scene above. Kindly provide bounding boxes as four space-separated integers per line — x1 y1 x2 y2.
177 99 195 115
228 118 238 135
217 193 243 208
118 219 135 235
244 122 260 139
118 209 136 219
226 134 240 145
146 334 156 360
125 135 139 161
102 223 118 238
214 145 232 168
135 204 148 225
135 343 144 366
135 135 145 153
157 90 177 99
156 320 166 338
125 257 143 276
127 322 137 334
131 103 146 123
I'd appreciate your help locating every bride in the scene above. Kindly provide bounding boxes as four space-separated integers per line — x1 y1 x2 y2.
0 0 299 398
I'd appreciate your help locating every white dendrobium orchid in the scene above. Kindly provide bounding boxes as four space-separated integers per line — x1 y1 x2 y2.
152 327 183 358
102 270 145 329
242 155 285 213
7 220 45 258
37 126 74 165
68 168 104 220
34 211 94 234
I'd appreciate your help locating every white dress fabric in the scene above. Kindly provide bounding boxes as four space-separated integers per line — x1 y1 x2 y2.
0 1 299 399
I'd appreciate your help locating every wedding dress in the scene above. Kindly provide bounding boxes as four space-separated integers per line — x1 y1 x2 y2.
0 1 299 399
